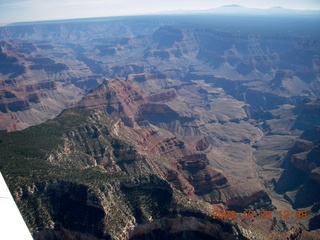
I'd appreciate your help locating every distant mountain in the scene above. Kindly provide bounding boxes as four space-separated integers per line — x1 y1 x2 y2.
214 5 320 15
159 5 320 16
222 4 243 8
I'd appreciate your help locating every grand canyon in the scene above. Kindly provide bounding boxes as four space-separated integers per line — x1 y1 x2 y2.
0 7 319 239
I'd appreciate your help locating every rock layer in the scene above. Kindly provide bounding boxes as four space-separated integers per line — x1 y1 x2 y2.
0 108 247 240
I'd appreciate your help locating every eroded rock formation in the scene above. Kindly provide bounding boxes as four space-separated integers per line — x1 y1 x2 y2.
0 109 248 240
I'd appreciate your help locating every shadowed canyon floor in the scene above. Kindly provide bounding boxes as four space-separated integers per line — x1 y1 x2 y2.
0 14 320 239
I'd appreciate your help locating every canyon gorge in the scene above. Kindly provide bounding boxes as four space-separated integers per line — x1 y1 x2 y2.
0 12 319 239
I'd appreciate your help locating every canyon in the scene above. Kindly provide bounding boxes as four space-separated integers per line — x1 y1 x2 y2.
0 13 319 239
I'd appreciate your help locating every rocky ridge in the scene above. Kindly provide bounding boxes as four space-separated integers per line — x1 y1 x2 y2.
0 14 319 239
0 39 102 132
0 108 248 239
276 100 320 209
1 15 319 132
76 77 268 209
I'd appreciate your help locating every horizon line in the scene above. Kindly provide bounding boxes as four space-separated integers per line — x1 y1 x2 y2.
1 5 320 27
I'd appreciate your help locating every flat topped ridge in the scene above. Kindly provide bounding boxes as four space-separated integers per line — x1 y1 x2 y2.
221 4 243 8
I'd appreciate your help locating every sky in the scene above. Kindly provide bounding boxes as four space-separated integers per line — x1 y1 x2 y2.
1 0 320 25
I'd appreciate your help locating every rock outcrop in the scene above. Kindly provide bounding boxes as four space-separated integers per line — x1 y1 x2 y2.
0 13 319 238
0 39 102 131
292 98 320 130
76 78 147 127
0 108 248 240
276 126 320 209
147 89 177 102
76 78 269 211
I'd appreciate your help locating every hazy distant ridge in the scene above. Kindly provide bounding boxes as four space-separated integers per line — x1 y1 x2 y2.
158 5 320 16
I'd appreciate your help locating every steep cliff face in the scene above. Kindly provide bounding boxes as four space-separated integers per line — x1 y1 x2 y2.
76 77 269 211
0 39 102 132
0 108 247 240
76 78 192 129
147 89 177 102
0 14 319 238
129 216 241 240
1 15 319 134
77 73 320 235
0 78 83 132
0 81 58 111
0 89 30 112
276 124 320 212
268 97 320 233
0 44 26 78
292 98 320 130
76 78 147 127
